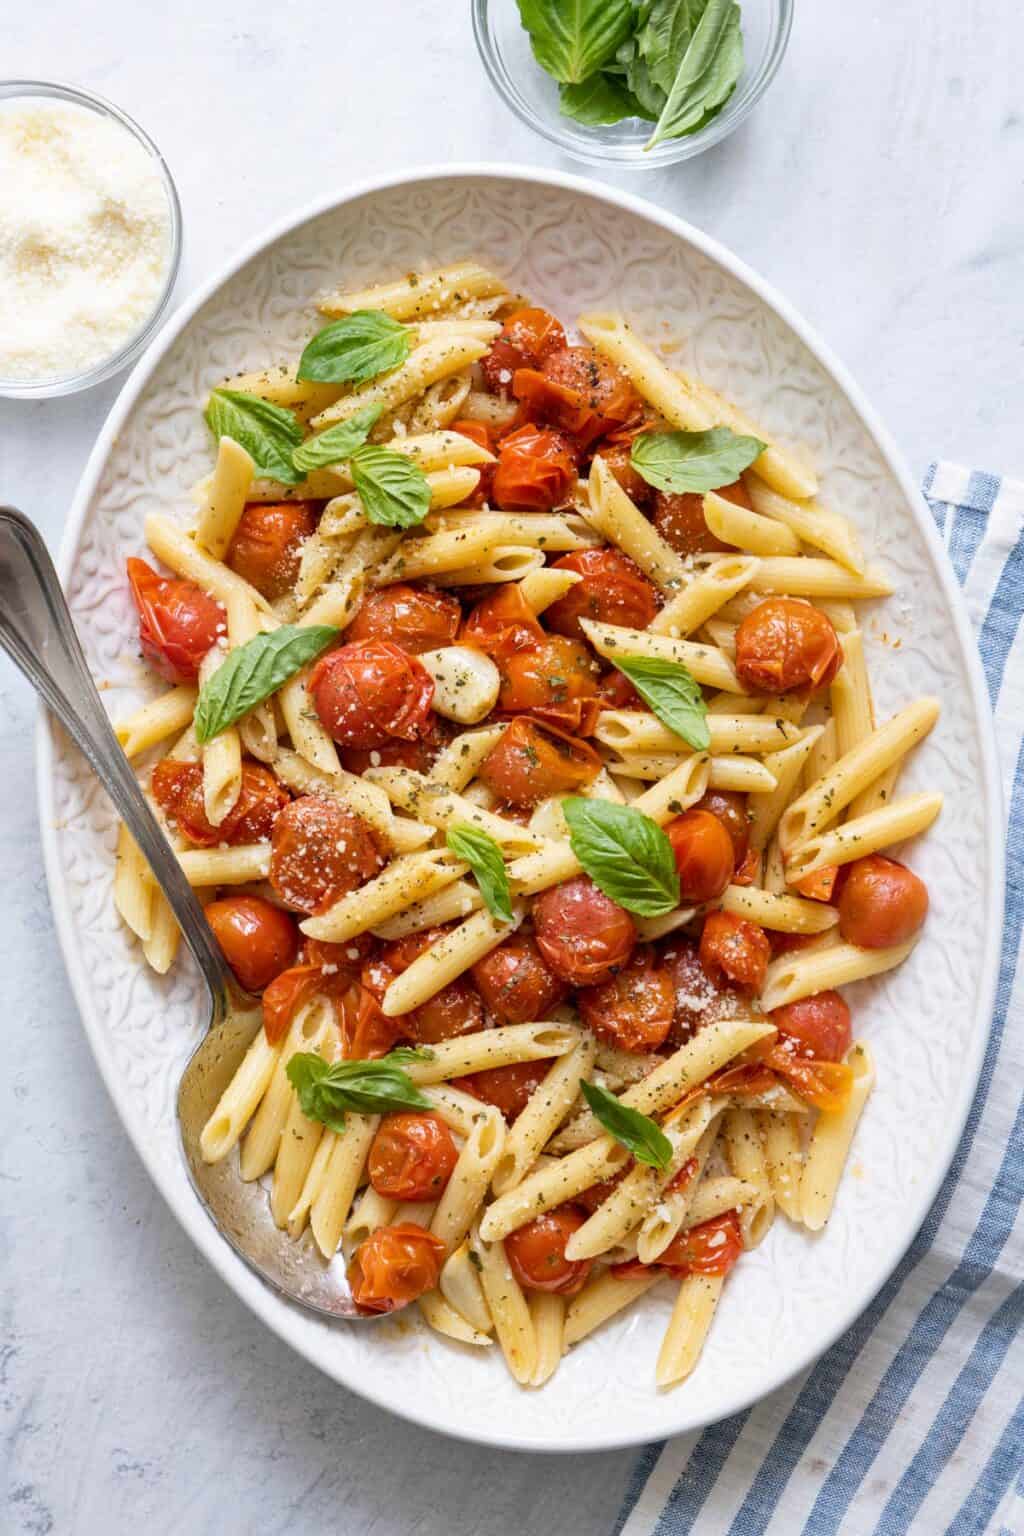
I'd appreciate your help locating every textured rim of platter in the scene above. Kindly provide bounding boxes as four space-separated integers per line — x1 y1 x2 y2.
37 164 1004 1453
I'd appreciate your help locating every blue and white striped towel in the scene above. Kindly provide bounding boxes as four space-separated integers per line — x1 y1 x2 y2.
614 463 1024 1536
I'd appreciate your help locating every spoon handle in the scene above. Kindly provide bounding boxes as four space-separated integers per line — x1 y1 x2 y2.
0 506 234 1013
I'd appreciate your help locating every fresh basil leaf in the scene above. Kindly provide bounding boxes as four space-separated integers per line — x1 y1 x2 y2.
630 426 765 494
562 797 679 917
580 1080 672 1170
285 1052 432 1135
194 625 338 743
204 389 303 485
384 1046 436 1065
645 0 743 148
446 824 514 924
350 444 432 529
610 655 710 751
517 0 634 83
292 402 384 474
297 310 410 385
637 0 706 94
559 73 652 125
625 45 669 117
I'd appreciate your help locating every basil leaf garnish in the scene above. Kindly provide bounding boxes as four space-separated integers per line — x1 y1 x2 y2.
285 1051 432 1135
204 389 303 485
630 426 765 495
351 444 432 529
636 0 705 95
194 625 338 743
292 402 384 474
446 824 514 924
580 1080 672 1170
645 0 744 149
609 655 710 751
559 74 652 126
562 797 680 917
516 0 634 84
297 311 410 385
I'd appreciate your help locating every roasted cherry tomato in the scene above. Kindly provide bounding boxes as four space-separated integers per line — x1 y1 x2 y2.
837 854 928 949
491 424 578 510
659 1211 743 1276
226 501 318 601
578 945 675 1053
771 991 852 1062
309 640 435 749
364 929 484 1045
768 928 822 958
699 910 771 995
335 981 404 1060
598 668 644 710
347 1222 446 1313
269 794 384 915
665 809 735 903
533 875 636 987
477 717 601 807
339 711 452 777
344 584 461 656
461 582 545 663
592 433 654 507
261 937 373 1046
692 789 750 868
151 758 288 848
368 1112 459 1201
652 478 751 558
206 895 299 993
734 597 841 694
127 557 225 684
544 548 660 643
453 1060 550 1122
514 345 641 448
469 932 569 1026
504 1205 592 1295
660 937 750 1046
497 634 600 730
480 307 568 395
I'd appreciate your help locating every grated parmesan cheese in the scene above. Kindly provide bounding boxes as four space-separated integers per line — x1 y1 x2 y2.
0 97 171 383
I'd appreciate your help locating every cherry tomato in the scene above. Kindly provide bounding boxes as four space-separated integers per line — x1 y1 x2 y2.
347 1222 446 1313
652 478 751 558
480 307 568 395
522 345 642 447
477 717 601 807
151 759 289 848
504 1205 593 1295
344 584 461 655
491 424 578 510
692 789 750 868
699 911 771 995
745 1035 854 1112
665 809 735 902
226 501 318 601
771 991 852 1062
450 418 496 506
544 549 660 643
368 1112 459 1201
598 668 644 710
837 854 929 949
732 847 760 886
792 864 839 902
262 937 373 1045
309 640 435 749
364 929 483 1044
575 1172 626 1215
497 635 600 730
454 1061 550 1122
578 945 675 1052
127 557 225 684
335 981 405 1060
660 937 750 1046
269 795 384 915
533 875 636 987
206 895 299 993
469 932 569 1025
769 928 822 958
734 597 841 694
592 435 654 507
339 711 452 777
461 582 545 663
659 1211 743 1276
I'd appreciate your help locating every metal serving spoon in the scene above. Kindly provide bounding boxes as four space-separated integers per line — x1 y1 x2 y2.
0 507 372 1317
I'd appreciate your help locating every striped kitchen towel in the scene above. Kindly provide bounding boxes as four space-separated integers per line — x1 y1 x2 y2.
614 463 1024 1536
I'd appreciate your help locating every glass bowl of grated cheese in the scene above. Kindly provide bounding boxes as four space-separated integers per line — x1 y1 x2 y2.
0 80 182 398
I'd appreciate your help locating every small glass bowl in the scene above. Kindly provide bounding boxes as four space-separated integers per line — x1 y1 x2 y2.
0 80 182 399
472 0 793 169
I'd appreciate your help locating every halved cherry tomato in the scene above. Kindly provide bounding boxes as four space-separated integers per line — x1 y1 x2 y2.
480 307 568 395
533 875 636 987
660 937 750 1046
699 910 770 994
127 557 225 683
693 789 750 869
771 991 852 1062
497 634 601 731
837 854 928 949
310 640 435 749
477 717 601 807
518 345 641 448
454 1060 550 1122
226 501 318 601
469 932 569 1026
665 809 735 903
344 584 461 655
269 794 384 915
450 419 496 506
368 1112 459 1201
544 548 659 643
735 597 841 694
578 945 675 1053
151 759 289 848
504 1205 592 1295
461 582 545 663
652 478 750 558
206 895 299 993
491 424 578 510
347 1222 446 1313
364 929 483 1045
660 1211 743 1276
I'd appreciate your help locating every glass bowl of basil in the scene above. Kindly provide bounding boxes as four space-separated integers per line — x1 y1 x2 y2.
472 0 793 167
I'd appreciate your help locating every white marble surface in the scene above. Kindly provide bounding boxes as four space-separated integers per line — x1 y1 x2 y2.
1 3 1021 1532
